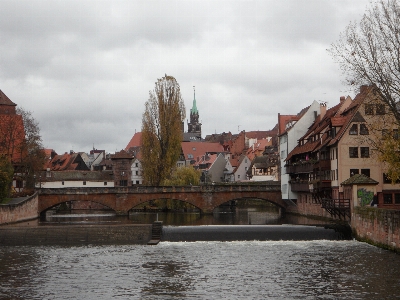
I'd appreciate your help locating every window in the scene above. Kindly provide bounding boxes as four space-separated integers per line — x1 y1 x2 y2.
83 181 86 185
360 147 370 158
136 171 138 175
365 104 374 115
360 124 369 135
376 104 385 115
120 180 128 186
331 127 336 138
62 181 64 185
349 147 358 158
16 180 23 188
395 194 400 204
383 173 391 183
349 124 358 135
136 180 140 184
361 169 370 177
350 169 359 177
238 175 240 179
281 150 286 159
384 194 393 204
135 163 138 167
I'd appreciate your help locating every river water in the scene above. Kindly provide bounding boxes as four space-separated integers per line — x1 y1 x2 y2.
2 206 400 299
1 241 400 299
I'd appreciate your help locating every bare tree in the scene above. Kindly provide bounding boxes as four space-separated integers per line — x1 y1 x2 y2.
330 0 400 183
141 74 186 185
329 0 400 122
16 108 46 189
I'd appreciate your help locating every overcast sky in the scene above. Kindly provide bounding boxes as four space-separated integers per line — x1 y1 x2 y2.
0 0 371 154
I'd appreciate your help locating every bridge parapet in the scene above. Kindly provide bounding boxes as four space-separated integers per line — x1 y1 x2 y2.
38 184 281 195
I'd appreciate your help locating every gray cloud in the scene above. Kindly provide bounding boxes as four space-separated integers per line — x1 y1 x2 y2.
0 0 370 153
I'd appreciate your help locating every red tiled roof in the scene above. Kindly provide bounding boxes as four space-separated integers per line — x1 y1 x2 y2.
181 141 225 161
193 153 219 170
125 132 142 151
285 140 320 161
331 117 347 127
0 90 16 106
278 115 299 135
246 130 277 139
46 153 89 171
246 139 271 161
112 149 133 159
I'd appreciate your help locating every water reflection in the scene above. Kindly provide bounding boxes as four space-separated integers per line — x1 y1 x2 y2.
39 205 288 226
11 203 337 227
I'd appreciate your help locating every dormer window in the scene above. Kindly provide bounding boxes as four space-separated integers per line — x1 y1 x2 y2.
349 124 358 135
360 124 369 135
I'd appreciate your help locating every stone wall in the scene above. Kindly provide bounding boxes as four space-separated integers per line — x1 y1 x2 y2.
293 194 345 221
0 193 38 225
351 207 400 252
0 224 152 246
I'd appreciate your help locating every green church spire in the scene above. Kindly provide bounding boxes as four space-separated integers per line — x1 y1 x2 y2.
191 86 198 114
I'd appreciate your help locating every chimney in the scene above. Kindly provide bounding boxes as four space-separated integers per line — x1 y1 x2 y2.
319 104 326 119
340 96 345 103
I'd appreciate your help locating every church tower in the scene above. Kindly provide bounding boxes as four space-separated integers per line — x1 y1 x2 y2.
187 86 202 139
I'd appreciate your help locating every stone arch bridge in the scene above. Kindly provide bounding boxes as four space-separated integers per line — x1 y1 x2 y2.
38 184 287 215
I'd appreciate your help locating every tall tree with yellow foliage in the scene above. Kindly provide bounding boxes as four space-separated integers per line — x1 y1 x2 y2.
141 75 185 185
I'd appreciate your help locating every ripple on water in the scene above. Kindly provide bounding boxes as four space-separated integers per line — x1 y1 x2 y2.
0 241 399 299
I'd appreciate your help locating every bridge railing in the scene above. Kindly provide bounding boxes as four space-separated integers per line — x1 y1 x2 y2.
38 183 282 194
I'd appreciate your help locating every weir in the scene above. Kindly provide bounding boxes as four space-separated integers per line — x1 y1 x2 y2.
161 224 352 242
0 222 351 246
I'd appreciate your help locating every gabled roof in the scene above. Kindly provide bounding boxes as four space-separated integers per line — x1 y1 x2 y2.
0 90 16 106
278 106 310 136
193 153 219 170
181 141 225 161
285 102 343 161
125 132 142 151
46 153 90 171
328 86 373 146
341 173 378 185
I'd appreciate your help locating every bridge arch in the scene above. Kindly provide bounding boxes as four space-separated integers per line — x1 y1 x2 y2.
126 197 202 212
38 184 286 215
211 196 286 210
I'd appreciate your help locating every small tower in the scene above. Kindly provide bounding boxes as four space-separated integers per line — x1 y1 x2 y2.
187 86 202 139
